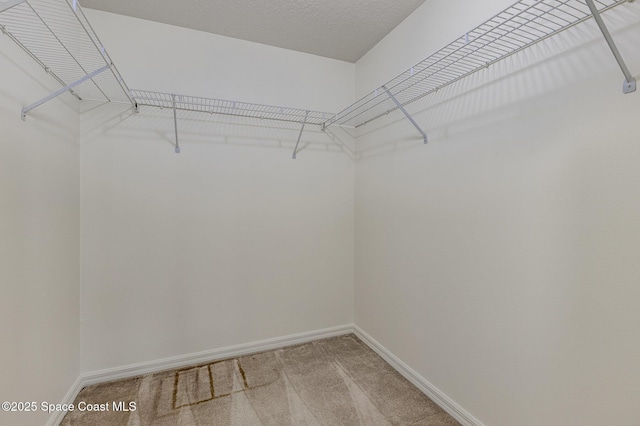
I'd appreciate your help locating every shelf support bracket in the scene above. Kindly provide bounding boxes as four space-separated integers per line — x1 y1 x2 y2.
292 110 309 159
21 64 110 120
585 0 636 94
382 85 428 143
172 94 180 154
0 0 26 14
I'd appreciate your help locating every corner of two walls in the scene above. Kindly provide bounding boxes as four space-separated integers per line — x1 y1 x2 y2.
354 0 640 425
78 10 356 373
1 6 356 421
6 0 640 423
0 34 81 426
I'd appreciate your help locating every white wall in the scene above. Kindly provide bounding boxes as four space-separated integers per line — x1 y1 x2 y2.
354 1 640 425
85 10 354 112
0 35 80 426
6 2 639 424
80 10 355 372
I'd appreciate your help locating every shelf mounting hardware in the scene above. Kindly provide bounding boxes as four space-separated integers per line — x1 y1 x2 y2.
21 64 110 120
324 0 632 130
292 110 309 159
585 0 636 94
0 0 26 14
172 94 180 154
382 85 428 144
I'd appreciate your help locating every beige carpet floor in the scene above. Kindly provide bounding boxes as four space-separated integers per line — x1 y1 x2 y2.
62 334 459 425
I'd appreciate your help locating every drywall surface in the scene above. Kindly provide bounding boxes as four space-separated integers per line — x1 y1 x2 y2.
85 10 355 112
0 37 80 425
354 0 640 425
80 10 355 372
355 0 514 98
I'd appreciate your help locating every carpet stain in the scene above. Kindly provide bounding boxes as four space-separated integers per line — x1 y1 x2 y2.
61 335 459 425
237 359 249 389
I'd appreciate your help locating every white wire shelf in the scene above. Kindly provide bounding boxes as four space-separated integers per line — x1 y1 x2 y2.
2 0 634 150
132 90 336 157
0 0 134 107
132 90 334 126
323 0 631 129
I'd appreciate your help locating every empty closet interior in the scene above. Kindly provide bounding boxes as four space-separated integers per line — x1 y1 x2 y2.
1 0 639 424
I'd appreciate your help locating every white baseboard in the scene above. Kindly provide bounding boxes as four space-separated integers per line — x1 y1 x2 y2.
81 324 353 387
353 325 484 426
46 375 84 426
49 324 352 425
51 324 480 426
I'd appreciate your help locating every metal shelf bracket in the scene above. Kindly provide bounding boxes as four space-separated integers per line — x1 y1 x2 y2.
292 110 309 159
324 0 632 130
382 85 428 144
21 64 110 120
585 0 636 94
172 94 180 154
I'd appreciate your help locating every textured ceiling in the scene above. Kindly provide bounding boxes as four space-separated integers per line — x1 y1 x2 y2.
80 0 425 63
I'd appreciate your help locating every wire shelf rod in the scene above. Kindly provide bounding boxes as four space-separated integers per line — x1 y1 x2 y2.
24 0 108 101
65 0 137 107
0 0 136 109
323 0 633 129
132 90 335 156
0 21 82 100
132 90 335 127
332 0 575 127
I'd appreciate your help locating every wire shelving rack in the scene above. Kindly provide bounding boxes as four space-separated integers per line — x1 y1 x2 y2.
132 90 333 126
1 0 636 154
322 0 635 131
131 90 334 157
0 0 135 116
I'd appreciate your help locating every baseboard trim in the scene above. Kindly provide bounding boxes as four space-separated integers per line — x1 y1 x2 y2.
353 325 484 426
46 375 84 426
81 324 353 387
48 324 352 425
51 324 481 426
